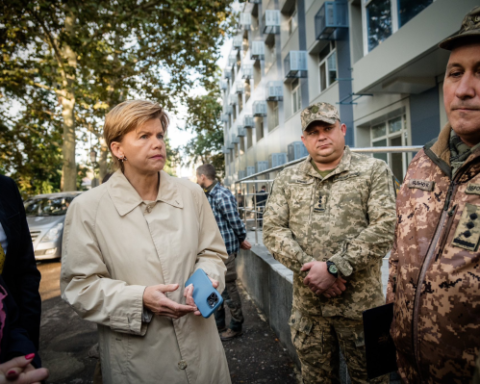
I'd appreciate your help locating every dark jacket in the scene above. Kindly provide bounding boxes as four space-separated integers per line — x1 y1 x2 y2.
388 124 480 383
0 175 41 351
0 274 39 366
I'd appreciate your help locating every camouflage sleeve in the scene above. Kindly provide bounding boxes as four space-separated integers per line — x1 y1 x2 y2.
329 161 396 277
263 173 315 274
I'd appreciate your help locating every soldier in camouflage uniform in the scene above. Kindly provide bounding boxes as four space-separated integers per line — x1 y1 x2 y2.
387 7 480 384
263 102 396 384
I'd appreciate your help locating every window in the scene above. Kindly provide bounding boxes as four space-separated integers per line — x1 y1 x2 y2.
235 143 239 158
319 42 337 93
233 105 237 122
398 0 433 27
247 128 253 148
273 104 279 128
370 114 409 182
288 9 298 35
364 0 434 52
240 137 245 154
238 94 243 113
245 80 251 103
256 117 264 141
292 79 302 113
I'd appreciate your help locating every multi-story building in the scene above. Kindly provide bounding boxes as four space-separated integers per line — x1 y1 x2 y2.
221 0 477 189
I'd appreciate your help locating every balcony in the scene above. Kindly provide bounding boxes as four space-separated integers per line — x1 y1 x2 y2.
247 166 256 176
224 68 232 79
220 80 227 91
253 101 267 116
235 81 245 93
227 141 234 150
266 81 283 101
314 1 348 41
237 127 246 137
242 64 253 79
231 134 239 144
229 94 237 105
251 41 265 60
269 153 288 168
240 13 252 30
233 35 243 50
244 115 254 127
288 141 309 161
262 10 281 35
225 105 233 115
222 146 230 154
238 170 246 180
220 113 229 122
284 51 308 79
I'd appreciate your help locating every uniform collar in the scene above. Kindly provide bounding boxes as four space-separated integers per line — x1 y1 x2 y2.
301 146 352 180
108 169 183 217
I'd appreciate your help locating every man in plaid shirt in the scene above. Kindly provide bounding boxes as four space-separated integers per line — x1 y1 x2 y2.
196 164 251 341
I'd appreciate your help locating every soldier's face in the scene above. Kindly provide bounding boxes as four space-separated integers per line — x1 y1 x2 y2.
301 121 346 165
444 42 480 146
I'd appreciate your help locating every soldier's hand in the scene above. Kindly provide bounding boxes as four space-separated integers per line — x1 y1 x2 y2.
301 261 336 294
322 277 347 299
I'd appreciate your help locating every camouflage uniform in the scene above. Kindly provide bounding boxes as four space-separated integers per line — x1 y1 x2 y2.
263 102 396 384
387 124 480 384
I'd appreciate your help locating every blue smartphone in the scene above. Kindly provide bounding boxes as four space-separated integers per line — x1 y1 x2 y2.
185 269 223 318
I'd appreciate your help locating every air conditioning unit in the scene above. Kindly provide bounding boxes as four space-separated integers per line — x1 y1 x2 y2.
224 68 232 79
227 142 234 150
220 114 229 122
256 161 269 173
240 13 252 30
244 115 254 127
269 153 288 168
235 80 245 93
253 101 267 116
222 146 230 154
266 81 283 101
247 166 256 176
284 51 308 79
242 64 253 79
233 35 243 49
228 52 238 67
251 41 265 60
220 80 227 90
237 127 246 137
225 105 233 115
263 10 281 35
288 141 309 161
238 170 246 180
229 94 237 105
231 134 239 144
315 1 348 41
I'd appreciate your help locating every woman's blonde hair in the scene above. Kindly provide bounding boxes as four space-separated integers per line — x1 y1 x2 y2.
103 100 169 169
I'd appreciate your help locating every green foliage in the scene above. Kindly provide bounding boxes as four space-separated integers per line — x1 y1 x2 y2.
181 88 225 178
0 0 233 192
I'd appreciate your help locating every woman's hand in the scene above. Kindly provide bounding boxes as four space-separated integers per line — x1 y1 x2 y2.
184 277 219 316
0 354 49 384
143 284 197 319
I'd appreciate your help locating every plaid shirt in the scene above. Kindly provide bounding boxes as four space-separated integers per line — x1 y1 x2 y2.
205 182 246 255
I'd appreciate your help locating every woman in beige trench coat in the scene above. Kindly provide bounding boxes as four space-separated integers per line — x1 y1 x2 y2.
60 100 231 384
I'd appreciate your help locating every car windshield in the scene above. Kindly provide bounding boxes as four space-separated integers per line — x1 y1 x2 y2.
24 197 74 217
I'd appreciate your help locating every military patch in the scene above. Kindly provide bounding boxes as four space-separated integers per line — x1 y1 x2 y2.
452 203 480 252
466 184 480 195
313 194 326 213
408 179 435 192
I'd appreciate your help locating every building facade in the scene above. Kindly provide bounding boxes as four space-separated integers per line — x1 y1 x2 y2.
221 0 478 189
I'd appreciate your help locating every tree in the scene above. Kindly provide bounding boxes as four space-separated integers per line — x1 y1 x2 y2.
181 89 225 178
0 0 232 190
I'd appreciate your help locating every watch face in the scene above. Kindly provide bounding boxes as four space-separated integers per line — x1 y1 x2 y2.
329 264 338 274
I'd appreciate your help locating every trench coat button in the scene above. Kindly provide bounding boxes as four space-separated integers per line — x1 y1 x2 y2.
178 360 187 370
146 205 152 213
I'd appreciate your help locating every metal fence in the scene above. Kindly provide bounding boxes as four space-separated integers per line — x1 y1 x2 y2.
235 146 423 245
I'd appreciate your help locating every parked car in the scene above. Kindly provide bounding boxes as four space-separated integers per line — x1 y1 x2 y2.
25 192 82 261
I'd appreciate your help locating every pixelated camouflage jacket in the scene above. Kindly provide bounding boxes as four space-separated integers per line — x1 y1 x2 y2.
387 123 480 384
263 146 396 322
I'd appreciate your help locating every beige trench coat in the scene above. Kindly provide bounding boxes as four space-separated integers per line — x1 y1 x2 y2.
60 170 231 384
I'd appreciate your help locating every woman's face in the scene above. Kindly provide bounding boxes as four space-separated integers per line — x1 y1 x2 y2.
112 118 167 175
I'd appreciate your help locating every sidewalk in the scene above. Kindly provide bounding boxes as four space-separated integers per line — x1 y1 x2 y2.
37 262 297 384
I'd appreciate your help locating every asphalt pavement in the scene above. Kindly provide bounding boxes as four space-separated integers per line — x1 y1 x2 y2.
37 261 298 384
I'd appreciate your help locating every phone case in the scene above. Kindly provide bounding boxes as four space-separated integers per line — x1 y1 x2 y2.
185 269 223 318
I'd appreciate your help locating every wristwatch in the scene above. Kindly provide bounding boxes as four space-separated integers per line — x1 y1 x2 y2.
326 261 338 278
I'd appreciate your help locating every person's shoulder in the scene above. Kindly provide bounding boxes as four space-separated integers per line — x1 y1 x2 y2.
275 159 306 183
0 174 16 190
350 152 390 174
70 184 109 210
172 174 203 194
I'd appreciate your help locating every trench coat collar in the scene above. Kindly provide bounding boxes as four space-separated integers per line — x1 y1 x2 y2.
108 170 183 217
300 146 352 180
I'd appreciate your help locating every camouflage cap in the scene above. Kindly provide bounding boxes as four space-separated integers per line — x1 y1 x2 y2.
300 102 340 131
439 6 480 50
